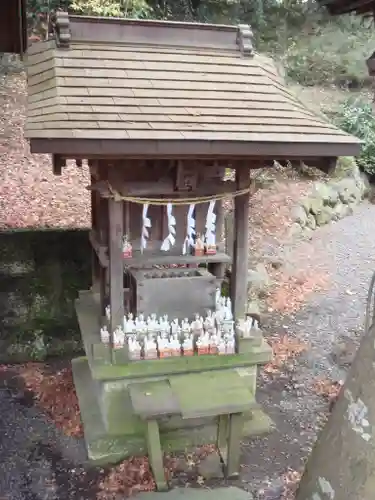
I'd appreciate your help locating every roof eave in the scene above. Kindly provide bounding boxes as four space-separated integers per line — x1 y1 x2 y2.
28 138 361 159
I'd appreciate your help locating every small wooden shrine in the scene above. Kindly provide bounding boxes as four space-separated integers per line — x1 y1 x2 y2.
21 12 360 489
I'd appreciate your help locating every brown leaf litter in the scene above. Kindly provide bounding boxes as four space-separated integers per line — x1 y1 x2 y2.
15 362 83 437
248 173 315 253
264 334 308 375
0 74 90 230
98 456 156 499
281 469 303 500
267 269 330 314
311 377 343 408
98 444 218 498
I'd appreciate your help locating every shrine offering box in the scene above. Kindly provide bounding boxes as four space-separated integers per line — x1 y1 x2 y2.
128 267 216 320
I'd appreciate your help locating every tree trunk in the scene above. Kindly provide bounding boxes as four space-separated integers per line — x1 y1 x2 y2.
296 279 375 500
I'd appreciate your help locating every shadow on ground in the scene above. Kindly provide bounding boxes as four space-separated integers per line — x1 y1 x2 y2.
0 364 104 500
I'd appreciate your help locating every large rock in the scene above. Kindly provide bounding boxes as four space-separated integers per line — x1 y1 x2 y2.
315 206 333 226
333 178 362 204
246 299 261 322
292 205 307 227
306 213 317 230
300 198 311 215
308 196 323 215
247 263 270 297
332 202 349 220
311 182 339 207
302 227 313 240
348 202 356 215
289 222 303 237
334 156 357 177
197 452 224 479
354 171 370 198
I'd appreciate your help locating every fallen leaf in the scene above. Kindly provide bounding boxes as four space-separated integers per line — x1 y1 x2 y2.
264 335 307 374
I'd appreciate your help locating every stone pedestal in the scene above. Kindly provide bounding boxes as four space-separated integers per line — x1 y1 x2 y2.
73 290 273 465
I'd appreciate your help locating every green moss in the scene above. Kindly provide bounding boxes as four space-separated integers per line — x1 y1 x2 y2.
0 230 91 360
90 341 272 380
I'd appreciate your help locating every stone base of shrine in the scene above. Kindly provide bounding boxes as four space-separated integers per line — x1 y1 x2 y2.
72 290 273 465
72 356 274 465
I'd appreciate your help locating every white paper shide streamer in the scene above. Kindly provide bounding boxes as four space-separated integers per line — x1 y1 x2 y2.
161 203 176 252
205 200 216 253
141 203 151 254
182 204 195 255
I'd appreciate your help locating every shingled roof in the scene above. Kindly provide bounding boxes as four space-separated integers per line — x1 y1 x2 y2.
25 13 360 159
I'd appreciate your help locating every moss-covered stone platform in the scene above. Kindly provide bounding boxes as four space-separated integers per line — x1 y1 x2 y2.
136 486 254 500
73 291 274 465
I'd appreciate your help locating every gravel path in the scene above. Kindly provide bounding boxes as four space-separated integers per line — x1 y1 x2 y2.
1 202 375 499
240 201 375 498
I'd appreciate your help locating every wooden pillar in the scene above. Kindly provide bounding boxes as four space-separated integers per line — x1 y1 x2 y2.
90 175 101 294
216 199 224 253
208 199 226 283
108 197 124 349
98 197 108 316
231 167 250 320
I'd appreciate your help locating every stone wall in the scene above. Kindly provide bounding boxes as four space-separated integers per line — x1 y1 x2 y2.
291 171 369 237
0 229 91 361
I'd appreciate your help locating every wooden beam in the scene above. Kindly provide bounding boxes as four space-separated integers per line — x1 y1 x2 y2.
88 178 238 198
108 198 125 353
231 167 250 320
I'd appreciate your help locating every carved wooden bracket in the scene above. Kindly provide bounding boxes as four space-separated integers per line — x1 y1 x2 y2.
51 11 71 48
236 24 254 57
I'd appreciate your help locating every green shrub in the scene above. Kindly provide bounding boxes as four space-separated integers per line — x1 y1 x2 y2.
335 96 375 176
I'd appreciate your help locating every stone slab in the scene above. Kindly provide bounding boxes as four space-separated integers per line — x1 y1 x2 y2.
129 380 180 419
90 342 271 380
170 371 256 419
135 487 254 500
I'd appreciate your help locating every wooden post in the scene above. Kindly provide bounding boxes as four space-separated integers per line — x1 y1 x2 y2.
216 199 225 253
208 199 226 284
99 198 108 316
94 161 109 316
90 175 101 295
108 197 124 352
231 167 250 320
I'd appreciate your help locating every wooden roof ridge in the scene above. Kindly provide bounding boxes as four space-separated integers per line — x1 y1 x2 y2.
48 11 254 56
